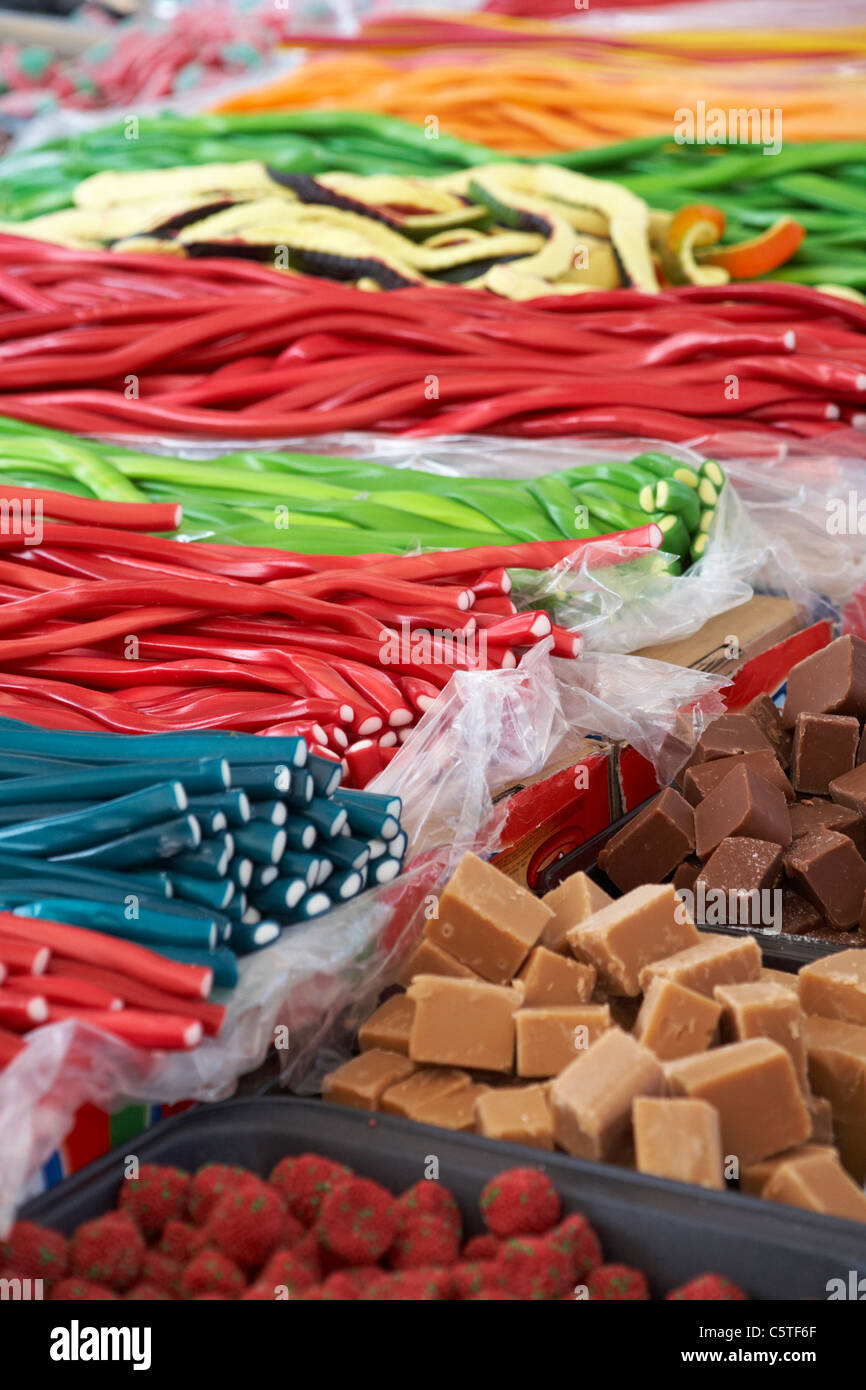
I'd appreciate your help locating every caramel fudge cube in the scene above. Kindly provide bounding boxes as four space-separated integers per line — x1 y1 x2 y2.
665 1039 811 1167
714 980 809 1092
784 828 866 929
429 851 552 983
358 993 415 1054
782 634 866 728
550 1028 665 1162
744 693 792 768
809 1095 835 1145
516 946 596 1006
407 974 521 1073
803 1014 866 1130
633 977 721 1061
683 751 793 807
835 1117 866 1184
380 1067 470 1118
541 869 612 954
763 1150 866 1224
694 765 791 859
791 713 860 795
566 883 700 997
633 1097 724 1191
739 1144 836 1197
322 1049 415 1111
828 760 866 819
639 934 761 998
597 788 695 893
760 966 800 992
799 950 866 1027
515 1004 612 1078
412 1083 489 1133
398 936 481 986
474 1084 554 1151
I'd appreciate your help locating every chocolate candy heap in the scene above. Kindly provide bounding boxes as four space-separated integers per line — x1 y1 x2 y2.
599 635 866 942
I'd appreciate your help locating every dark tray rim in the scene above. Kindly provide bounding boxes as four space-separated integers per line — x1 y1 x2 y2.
22 1094 866 1260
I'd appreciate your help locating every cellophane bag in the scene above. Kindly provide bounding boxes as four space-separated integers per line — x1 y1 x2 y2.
0 640 725 1230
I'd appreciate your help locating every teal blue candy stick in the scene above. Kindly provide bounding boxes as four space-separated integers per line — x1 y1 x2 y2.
171 834 234 880
0 781 188 855
222 892 248 922
229 763 314 804
228 856 253 889
334 801 400 840
283 771 315 807
371 857 403 884
277 850 320 887
307 753 342 797
0 721 307 767
0 877 190 917
13 898 218 949
282 814 316 851
0 851 172 897
249 864 278 889
0 752 94 778
189 805 228 836
230 919 280 953
190 790 250 825
0 757 228 807
233 822 287 865
249 800 288 826
326 867 365 900
305 797 347 839
227 762 292 798
52 814 200 867
332 789 402 818
252 877 308 914
278 890 332 924
168 872 235 912
0 801 92 825
388 830 408 860
323 836 370 871
152 944 238 990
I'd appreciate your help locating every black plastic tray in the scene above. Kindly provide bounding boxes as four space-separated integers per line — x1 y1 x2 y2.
536 799 848 970
21 1096 866 1300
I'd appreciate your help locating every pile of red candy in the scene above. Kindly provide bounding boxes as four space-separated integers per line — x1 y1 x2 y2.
2 1159 747 1301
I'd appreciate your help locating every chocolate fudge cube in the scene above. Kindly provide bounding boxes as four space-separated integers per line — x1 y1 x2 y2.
791 713 859 795
597 787 694 893
690 712 778 764
744 693 793 768
784 828 866 929
781 888 825 936
694 836 783 929
694 765 791 859
829 761 866 819
683 750 793 807
783 634 866 729
789 798 866 858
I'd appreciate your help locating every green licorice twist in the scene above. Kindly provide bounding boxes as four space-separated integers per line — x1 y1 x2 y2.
0 417 720 562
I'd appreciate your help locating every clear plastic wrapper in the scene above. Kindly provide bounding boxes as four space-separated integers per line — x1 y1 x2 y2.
0 641 725 1230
